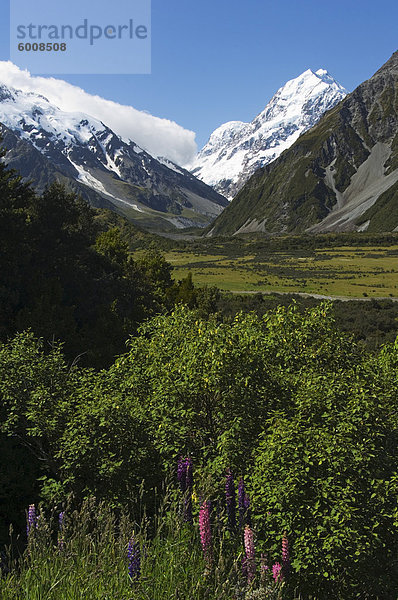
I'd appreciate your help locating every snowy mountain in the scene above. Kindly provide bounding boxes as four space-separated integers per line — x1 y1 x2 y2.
207 51 398 236
188 69 347 199
0 84 228 231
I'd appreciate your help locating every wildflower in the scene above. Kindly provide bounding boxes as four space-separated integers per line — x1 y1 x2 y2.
177 457 188 492
225 469 236 529
282 532 290 578
199 501 212 563
27 504 37 537
244 525 256 583
272 562 283 583
128 535 141 581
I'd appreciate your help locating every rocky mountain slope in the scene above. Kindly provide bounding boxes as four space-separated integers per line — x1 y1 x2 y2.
0 84 228 232
188 69 347 199
207 51 398 236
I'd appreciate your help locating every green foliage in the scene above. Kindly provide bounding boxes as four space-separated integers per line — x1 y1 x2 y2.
112 306 281 478
0 332 73 460
249 353 398 599
0 333 160 538
0 162 177 367
56 371 161 506
94 227 129 266
1 300 398 598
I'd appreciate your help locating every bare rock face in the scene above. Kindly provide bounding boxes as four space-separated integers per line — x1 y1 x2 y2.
208 51 398 236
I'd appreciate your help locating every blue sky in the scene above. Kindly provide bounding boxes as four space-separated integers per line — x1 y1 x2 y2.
1 0 398 148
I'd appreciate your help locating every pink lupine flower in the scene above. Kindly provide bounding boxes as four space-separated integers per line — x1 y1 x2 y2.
244 525 256 583
282 532 290 577
272 561 283 582
199 501 212 563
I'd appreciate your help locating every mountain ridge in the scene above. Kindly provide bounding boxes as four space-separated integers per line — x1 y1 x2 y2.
207 51 398 236
188 68 347 199
0 83 228 232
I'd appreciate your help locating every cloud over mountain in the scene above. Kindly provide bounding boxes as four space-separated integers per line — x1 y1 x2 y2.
0 61 197 165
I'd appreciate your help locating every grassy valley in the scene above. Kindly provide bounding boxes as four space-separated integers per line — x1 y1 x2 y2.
156 234 398 298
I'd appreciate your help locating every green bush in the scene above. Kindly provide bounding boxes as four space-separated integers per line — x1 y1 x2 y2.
1 304 398 598
249 355 398 599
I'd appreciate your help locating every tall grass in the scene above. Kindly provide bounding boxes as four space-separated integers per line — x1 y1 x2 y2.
0 488 287 600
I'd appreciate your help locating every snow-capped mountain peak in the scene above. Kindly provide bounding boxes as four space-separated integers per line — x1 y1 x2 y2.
188 69 347 199
0 82 228 230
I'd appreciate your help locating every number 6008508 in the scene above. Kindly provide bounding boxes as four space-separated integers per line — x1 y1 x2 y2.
18 43 67 51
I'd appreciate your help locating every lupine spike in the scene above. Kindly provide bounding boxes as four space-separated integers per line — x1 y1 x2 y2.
27 504 37 537
244 525 256 583
58 511 65 529
128 535 141 581
199 501 212 563
282 532 290 578
225 469 236 529
272 562 283 583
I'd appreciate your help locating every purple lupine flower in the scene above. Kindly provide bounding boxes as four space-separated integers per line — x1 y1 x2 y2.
128 535 141 581
272 562 283 583
282 533 290 578
225 469 236 529
199 501 212 563
27 504 37 537
58 511 65 551
244 525 256 583
58 511 65 528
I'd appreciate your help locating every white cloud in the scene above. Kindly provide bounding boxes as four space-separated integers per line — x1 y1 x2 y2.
0 61 197 165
